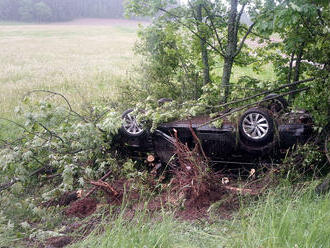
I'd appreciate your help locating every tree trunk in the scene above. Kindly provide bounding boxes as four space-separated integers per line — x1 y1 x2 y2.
221 0 238 103
196 4 210 86
293 43 304 82
290 42 305 101
222 59 234 103
288 52 294 84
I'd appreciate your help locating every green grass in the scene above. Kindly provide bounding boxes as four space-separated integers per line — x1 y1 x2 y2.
0 21 141 139
68 208 226 248
0 22 139 119
69 184 330 248
227 186 330 248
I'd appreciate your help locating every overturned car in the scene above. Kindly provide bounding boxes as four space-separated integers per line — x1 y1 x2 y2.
115 94 313 165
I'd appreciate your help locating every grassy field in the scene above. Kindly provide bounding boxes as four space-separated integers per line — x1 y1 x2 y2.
69 185 330 248
0 20 141 120
0 20 276 139
0 20 329 248
0 20 144 139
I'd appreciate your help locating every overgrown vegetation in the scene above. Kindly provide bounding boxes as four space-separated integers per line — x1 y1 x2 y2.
227 185 330 248
125 0 329 126
0 0 124 22
0 0 329 247
68 184 330 248
0 97 123 196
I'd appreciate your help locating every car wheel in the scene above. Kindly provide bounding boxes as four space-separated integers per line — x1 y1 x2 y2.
263 93 288 113
239 108 275 145
120 109 145 137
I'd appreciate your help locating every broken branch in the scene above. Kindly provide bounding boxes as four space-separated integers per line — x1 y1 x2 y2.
84 169 113 198
199 87 310 128
213 77 315 110
223 185 259 195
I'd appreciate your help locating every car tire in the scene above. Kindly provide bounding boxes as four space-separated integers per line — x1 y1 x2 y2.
263 93 288 113
239 108 275 146
120 109 145 137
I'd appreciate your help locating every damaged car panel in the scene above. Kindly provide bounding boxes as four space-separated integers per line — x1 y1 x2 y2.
116 95 313 165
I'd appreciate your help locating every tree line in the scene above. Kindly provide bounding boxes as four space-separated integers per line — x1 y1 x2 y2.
0 0 124 22
126 0 329 126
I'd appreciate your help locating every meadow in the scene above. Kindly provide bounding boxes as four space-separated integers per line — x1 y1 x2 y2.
0 20 328 248
0 20 141 122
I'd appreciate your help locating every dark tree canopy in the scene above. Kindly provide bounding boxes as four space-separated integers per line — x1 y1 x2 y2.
0 0 125 22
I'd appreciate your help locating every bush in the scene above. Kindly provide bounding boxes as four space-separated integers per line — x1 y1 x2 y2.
0 96 123 200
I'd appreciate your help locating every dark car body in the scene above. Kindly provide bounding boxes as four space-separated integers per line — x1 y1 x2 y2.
116 99 313 165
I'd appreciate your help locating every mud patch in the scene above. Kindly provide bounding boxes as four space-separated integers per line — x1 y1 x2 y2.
65 198 98 218
45 236 72 248
42 191 78 208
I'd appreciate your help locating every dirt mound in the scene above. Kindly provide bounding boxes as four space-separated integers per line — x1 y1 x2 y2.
45 236 72 248
61 129 259 221
42 191 79 208
164 128 229 219
65 198 98 218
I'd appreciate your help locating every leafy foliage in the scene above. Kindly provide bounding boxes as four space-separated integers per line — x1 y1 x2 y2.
126 0 329 128
255 0 330 126
134 22 204 100
0 0 125 22
281 142 327 183
126 0 263 102
0 98 123 199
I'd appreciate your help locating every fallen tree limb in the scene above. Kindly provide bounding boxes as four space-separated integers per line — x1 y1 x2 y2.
84 169 113 198
189 123 208 163
89 180 118 196
199 87 310 128
24 90 87 122
0 166 51 193
0 117 49 142
213 77 315 109
223 185 260 195
0 178 19 192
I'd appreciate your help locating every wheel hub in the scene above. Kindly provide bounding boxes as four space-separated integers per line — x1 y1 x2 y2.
123 113 144 135
242 113 269 140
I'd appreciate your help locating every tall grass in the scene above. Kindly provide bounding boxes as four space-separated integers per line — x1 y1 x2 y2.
0 24 139 115
0 22 141 139
68 208 225 248
227 185 330 248
70 184 330 248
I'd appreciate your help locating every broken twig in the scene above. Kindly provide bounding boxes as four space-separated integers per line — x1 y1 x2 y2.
199 87 310 128
84 169 112 198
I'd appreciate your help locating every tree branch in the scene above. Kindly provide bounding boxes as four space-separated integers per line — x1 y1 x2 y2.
24 90 87 122
157 7 225 57
0 179 19 193
202 5 225 54
234 22 256 57
213 77 315 109
84 169 113 198
199 87 310 128
235 3 246 35
0 117 49 141
37 122 65 143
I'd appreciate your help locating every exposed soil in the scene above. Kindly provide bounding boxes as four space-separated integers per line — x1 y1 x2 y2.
38 170 266 248
42 191 79 208
39 136 274 248
45 236 72 248
65 197 98 218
